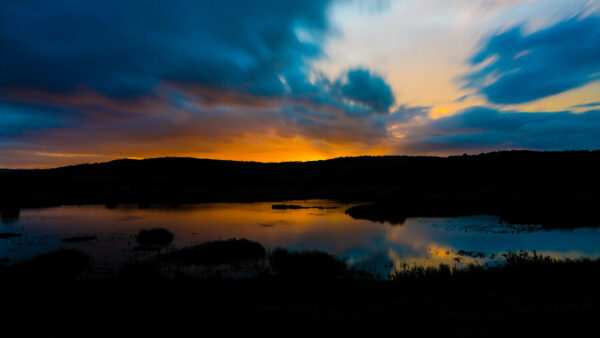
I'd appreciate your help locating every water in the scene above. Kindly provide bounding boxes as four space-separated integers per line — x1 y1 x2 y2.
2 200 600 276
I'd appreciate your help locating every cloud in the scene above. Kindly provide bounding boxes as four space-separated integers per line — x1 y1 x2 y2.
0 0 332 99
571 101 600 109
0 102 76 137
5 0 599 167
334 68 395 114
0 0 398 130
0 98 397 168
278 68 397 117
463 15 600 104
403 106 600 152
0 0 406 168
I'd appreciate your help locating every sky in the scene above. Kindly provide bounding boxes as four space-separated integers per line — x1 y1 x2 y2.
1 0 599 168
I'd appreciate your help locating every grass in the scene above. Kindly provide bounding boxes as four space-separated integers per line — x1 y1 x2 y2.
62 235 97 243
2 245 600 336
0 233 22 239
269 247 350 279
4 237 598 285
455 249 487 258
136 228 174 247
165 238 266 266
2 247 600 337
8 249 92 280
118 260 162 280
390 250 600 289
163 239 357 280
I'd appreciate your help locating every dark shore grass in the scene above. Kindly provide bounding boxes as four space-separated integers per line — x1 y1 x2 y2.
3 240 597 283
2 247 600 337
164 238 266 266
269 247 352 279
61 235 97 243
2 243 600 337
0 232 22 239
136 228 174 246
391 251 600 283
5 249 92 280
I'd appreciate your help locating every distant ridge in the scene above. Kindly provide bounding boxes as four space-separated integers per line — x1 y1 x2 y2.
1 151 600 226
31 154 444 171
11 149 600 171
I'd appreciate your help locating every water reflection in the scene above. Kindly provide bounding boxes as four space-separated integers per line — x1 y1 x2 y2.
1 200 600 276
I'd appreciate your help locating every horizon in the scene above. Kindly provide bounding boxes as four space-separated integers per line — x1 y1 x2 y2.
3 149 600 170
1 0 600 168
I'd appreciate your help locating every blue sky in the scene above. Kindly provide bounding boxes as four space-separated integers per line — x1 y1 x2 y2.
0 0 599 167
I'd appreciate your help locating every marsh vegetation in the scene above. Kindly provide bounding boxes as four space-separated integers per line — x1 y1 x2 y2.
0 233 22 239
61 235 97 243
1 242 600 336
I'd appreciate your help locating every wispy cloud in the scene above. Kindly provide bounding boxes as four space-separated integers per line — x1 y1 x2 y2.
398 106 600 153
463 15 600 104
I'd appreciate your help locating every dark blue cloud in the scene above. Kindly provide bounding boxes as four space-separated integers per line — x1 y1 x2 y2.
464 15 600 104
277 67 396 117
0 102 76 137
335 69 395 113
413 107 600 151
0 0 400 122
0 0 331 99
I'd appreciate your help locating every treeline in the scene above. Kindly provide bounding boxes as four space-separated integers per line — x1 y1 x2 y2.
1 150 599 210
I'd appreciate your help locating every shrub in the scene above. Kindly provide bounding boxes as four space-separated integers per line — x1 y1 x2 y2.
137 228 174 246
165 238 265 266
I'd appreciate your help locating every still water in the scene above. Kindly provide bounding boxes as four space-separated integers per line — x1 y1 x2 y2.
2 200 600 275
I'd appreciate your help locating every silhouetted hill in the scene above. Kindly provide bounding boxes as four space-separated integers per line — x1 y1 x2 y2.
1 151 600 228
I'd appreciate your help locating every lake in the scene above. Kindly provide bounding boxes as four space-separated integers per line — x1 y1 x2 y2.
2 200 600 276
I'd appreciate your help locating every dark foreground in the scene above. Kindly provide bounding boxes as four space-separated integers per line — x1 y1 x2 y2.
1 243 599 337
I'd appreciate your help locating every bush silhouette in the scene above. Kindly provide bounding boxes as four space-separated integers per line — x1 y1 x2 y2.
165 238 265 266
11 249 91 279
136 228 174 247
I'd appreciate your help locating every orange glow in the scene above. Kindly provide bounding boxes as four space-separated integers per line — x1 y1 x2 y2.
428 244 452 258
186 134 394 163
0 85 403 169
21 201 381 255
6 133 396 169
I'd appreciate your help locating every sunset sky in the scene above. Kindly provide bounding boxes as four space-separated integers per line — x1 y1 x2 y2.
1 0 600 168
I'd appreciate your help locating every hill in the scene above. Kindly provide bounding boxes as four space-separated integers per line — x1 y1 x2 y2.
1 151 600 228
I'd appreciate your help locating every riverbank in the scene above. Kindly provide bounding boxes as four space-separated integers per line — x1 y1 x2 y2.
1 246 599 337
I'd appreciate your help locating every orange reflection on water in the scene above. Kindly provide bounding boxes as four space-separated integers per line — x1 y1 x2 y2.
19 201 382 255
5 201 600 276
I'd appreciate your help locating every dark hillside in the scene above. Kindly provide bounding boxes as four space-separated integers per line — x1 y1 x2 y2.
1 151 599 228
